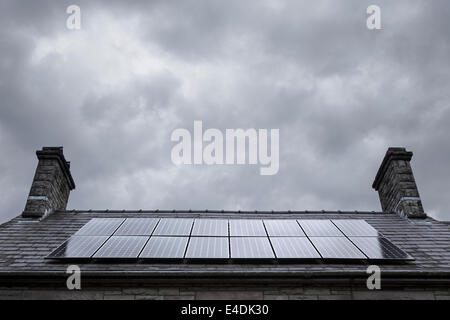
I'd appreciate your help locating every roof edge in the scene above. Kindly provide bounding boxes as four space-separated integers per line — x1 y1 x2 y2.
58 209 389 215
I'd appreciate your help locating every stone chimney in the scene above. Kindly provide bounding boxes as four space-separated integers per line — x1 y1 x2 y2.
372 147 426 218
22 147 75 219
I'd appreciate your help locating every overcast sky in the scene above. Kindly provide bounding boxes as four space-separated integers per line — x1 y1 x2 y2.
0 0 449 224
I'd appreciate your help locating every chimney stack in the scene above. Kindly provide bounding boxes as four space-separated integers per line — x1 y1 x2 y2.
372 147 426 218
22 147 75 219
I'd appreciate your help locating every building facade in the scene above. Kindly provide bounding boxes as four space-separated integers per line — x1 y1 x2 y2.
0 147 449 300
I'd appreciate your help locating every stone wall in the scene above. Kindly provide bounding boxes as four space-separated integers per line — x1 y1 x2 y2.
372 148 425 218
22 147 75 218
0 284 449 300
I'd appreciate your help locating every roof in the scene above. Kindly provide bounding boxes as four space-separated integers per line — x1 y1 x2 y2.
0 210 449 286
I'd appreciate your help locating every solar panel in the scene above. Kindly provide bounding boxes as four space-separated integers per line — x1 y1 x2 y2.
185 237 229 259
229 219 267 236
114 218 159 236
47 217 412 262
349 237 412 260
93 236 148 258
139 236 189 258
298 220 344 237
47 236 109 258
75 218 125 236
332 220 379 237
309 237 366 259
270 237 320 259
191 219 228 236
264 220 306 237
230 237 275 259
153 218 193 236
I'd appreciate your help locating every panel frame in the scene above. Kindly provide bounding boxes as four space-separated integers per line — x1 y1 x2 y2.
191 219 229 237
309 236 367 260
74 218 125 236
332 219 380 237
92 236 149 259
46 235 109 259
185 237 230 259
269 236 321 259
114 218 160 236
297 219 345 237
349 236 414 261
139 236 189 259
263 219 306 237
229 219 267 237
152 218 194 236
230 237 275 259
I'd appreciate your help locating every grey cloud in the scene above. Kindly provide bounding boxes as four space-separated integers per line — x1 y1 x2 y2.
0 0 449 224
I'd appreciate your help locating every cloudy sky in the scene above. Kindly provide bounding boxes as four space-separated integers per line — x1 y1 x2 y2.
0 0 449 224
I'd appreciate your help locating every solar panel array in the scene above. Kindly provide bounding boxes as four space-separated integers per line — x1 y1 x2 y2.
47 218 413 261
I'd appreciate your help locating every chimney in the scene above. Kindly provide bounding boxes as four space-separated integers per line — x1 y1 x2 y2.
372 147 426 218
22 147 75 219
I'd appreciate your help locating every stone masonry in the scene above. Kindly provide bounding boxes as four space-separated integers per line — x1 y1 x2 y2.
372 147 425 218
22 147 75 219
0 284 449 300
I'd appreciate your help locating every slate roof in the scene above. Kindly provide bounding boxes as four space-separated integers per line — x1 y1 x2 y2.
0 210 449 285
